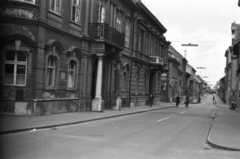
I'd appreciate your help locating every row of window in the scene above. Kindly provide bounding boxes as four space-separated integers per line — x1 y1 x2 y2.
11 0 81 24
137 28 163 57
4 46 79 88
13 0 131 48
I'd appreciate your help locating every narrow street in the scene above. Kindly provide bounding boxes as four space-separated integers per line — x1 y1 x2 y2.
0 96 239 159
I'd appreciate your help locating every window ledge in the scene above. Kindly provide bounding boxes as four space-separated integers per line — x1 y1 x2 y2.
8 1 39 8
69 21 81 32
45 86 58 90
2 85 27 88
33 97 79 102
47 11 63 24
67 87 78 91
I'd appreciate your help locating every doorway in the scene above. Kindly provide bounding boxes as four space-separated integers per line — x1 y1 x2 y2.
91 59 98 100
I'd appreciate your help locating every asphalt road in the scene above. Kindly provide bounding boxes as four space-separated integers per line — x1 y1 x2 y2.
0 96 239 159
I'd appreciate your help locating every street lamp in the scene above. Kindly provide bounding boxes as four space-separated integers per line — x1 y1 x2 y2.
182 43 198 47
196 67 206 69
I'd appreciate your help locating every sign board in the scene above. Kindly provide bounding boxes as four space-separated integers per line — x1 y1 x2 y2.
169 79 175 87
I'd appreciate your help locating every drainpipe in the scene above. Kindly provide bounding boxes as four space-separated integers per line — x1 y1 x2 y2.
129 5 140 107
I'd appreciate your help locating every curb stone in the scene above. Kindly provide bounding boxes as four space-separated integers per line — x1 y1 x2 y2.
0 105 175 135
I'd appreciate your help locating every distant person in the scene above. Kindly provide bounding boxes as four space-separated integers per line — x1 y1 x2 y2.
198 96 201 103
176 95 180 107
149 94 154 107
185 96 189 107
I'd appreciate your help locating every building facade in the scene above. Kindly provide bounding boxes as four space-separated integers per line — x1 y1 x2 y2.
164 46 180 102
0 0 170 115
0 0 90 115
130 1 170 107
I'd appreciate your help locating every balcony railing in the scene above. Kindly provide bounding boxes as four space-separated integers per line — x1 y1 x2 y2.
150 56 164 65
89 23 125 47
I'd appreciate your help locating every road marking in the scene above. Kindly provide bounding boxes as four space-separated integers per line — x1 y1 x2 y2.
180 111 185 114
157 117 170 122
52 134 103 142
189 107 198 111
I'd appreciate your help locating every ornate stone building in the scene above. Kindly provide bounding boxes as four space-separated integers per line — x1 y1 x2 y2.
0 0 170 115
129 1 170 107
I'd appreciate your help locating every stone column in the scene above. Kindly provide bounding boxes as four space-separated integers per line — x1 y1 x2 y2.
92 55 105 112
82 55 88 111
112 61 121 110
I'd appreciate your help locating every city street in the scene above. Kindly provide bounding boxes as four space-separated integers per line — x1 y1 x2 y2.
0 96 239 159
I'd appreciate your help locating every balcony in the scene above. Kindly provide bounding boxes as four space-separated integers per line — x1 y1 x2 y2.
89 23 125 47
150 56 164 65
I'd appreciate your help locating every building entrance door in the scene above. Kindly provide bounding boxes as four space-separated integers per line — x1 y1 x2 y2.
91 59 98 100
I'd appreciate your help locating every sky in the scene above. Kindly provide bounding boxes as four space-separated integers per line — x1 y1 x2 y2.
144 0 240 87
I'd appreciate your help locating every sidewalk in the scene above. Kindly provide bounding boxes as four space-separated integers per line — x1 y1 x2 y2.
0 102 174 135
207 95 240 151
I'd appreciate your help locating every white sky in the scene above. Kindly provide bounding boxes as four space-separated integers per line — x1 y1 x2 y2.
144 0 240 87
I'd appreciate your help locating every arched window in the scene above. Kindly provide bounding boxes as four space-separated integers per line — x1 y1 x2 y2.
68 58 78 88
4 51 27 86
47 55 56 86
46 45 60 88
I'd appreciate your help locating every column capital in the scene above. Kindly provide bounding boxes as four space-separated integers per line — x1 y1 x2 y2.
98 56 104 60
97 54 104 57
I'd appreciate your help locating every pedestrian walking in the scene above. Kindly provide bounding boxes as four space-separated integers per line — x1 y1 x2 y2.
185 96 189 107
176 95 180 107
213 94 216 104
198 96 201 103
149 94 154 107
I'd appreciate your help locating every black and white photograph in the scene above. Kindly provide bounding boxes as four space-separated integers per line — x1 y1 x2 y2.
0 0 240 158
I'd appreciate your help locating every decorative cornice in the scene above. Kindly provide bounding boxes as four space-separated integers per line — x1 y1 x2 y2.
137 19 149 28
100 0 110 4
125 14 132 21
116 7 124 16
